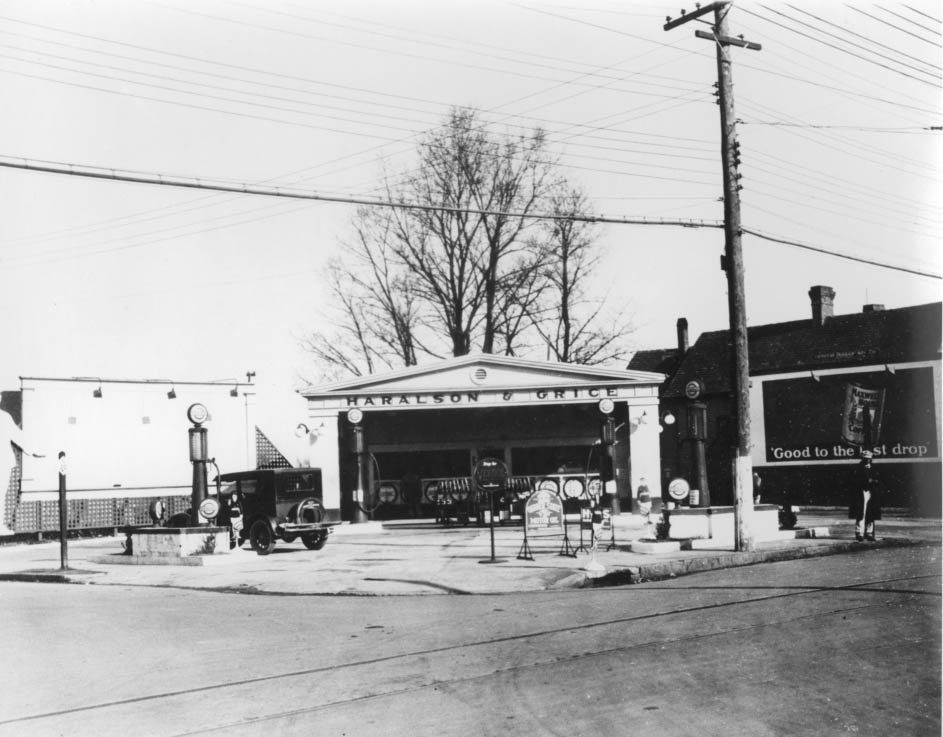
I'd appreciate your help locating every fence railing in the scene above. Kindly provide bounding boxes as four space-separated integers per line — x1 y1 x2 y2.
11 495 192 535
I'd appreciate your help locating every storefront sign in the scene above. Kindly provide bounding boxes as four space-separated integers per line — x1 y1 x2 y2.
525 489 564 531
343 386 625 408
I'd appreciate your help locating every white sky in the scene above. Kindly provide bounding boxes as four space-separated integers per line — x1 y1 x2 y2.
0 0 939 396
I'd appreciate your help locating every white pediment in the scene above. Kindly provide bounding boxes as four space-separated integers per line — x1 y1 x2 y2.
302 354 663 397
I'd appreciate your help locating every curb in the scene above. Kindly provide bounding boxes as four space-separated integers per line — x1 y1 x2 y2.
0 537 936 594
0 568 104 584
584 537 934 588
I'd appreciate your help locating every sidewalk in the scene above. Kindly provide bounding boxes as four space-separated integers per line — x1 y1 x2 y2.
0 512 938 595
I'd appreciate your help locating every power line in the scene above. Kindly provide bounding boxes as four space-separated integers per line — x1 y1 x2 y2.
732 26 939 117
746 149 942 226
757 3 940 80
743 5 940 86
852 4 943 46
0 17 721 251
3 153 936 280
0 155 724 229
737 97 941 181
782 3 941 73
740 120 938 133
741 227 941 279
1 28 720 156
901 4 942 26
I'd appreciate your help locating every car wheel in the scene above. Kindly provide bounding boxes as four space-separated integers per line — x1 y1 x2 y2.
249 519 276 555
301 531 327 550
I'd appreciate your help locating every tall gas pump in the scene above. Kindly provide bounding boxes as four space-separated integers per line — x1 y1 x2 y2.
683 380 710 507
348 408 368 524
187 403 210 525
598 399 619 514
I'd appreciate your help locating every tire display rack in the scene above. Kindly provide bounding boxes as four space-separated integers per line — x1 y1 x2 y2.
403 473 602 527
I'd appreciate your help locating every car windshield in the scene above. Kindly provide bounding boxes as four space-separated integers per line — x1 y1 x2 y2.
219 481 238 497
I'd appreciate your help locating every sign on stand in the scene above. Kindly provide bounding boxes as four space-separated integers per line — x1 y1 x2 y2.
518 489 574 561
524 489 564 532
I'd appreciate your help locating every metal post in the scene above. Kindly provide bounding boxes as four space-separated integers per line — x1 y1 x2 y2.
487 488 497 561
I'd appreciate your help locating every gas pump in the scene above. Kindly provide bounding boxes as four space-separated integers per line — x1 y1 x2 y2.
348 408 368 524
187 403 211 525
599 399 619 514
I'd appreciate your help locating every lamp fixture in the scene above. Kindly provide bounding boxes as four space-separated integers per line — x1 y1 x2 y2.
230 386 239 397
167 387 177 399
246 371 256 383
93 385 103 398
295 421 326 438
662 411 676 426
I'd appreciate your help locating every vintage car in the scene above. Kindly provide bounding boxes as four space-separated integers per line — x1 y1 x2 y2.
216 468 339 555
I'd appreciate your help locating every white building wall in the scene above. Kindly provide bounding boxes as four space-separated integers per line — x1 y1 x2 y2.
19 380 254 499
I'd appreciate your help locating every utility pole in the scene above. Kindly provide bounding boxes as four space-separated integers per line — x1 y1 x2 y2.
664 2 761 551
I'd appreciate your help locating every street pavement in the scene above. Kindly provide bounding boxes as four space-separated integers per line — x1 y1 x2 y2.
0 509 938 595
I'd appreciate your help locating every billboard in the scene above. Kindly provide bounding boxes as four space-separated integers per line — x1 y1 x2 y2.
761 366 938 463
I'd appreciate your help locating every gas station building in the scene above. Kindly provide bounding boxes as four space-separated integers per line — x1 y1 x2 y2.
300 354 665 521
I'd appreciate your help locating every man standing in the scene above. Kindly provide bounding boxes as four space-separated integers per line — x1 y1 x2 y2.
636 478 652 530
849 450 881 542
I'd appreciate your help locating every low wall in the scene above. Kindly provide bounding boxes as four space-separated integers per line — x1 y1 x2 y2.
665 504 782 542
129 526 231 557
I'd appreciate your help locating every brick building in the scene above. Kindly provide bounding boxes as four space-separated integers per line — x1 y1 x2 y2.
630 287 941 515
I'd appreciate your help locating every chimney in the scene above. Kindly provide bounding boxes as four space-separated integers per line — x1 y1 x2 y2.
677 317 689 355
863 304 885 313
809 286 836 326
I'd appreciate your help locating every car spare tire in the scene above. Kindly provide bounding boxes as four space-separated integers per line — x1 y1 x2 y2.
293 497 323 524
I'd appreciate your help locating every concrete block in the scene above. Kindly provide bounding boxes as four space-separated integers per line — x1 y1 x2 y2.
130 527 231 558
631 539 681 554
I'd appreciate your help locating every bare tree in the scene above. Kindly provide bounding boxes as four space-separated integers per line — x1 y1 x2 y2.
529 185 634 366
387 107 555 356
302 108 633 379
301 207 427 380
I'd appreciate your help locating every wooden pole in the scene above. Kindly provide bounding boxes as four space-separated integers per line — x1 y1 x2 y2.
713 3 755 551
664 2 761 551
